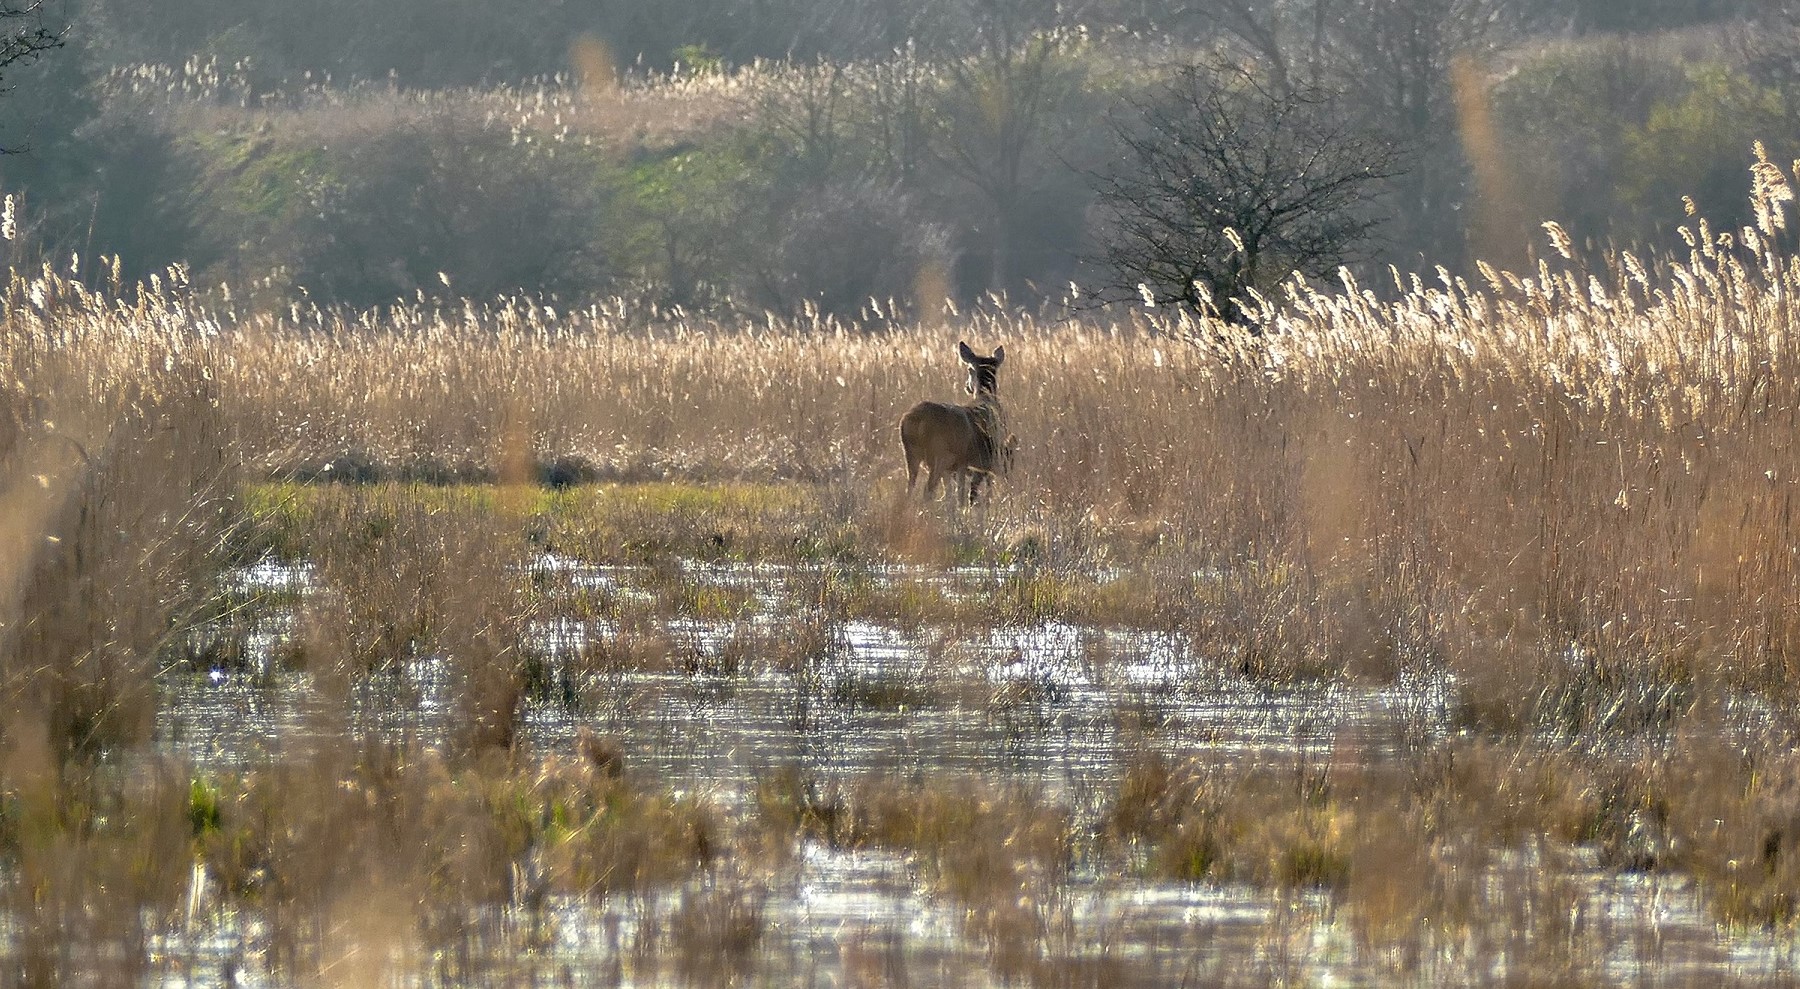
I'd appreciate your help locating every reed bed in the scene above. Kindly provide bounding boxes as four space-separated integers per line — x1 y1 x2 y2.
8 165 1800 982
201 206 1800 711
103 55 759 154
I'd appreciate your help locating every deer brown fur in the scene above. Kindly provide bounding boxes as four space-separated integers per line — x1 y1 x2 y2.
900 341 1016 504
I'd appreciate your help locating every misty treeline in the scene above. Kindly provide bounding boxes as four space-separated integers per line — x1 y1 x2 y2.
1 0 1798 316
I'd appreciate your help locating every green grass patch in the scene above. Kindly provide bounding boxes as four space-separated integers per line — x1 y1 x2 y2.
239 479 850 563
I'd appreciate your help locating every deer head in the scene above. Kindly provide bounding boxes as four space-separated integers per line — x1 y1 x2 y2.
959 340 1005 397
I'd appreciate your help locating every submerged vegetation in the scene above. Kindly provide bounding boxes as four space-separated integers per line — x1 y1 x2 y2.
12 0 1800 982
9 143 1800 980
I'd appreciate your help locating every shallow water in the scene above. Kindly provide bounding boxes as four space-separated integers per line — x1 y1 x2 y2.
165 557 1444 793
68 846 1800 989
127 555 1800 986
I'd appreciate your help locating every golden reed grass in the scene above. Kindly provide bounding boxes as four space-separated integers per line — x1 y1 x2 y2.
10 158 1800 980
177 175 1800 712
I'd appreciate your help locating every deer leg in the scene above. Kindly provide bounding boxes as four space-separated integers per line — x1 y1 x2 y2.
924 467 942 501
968 471 985 504
903 433 921 496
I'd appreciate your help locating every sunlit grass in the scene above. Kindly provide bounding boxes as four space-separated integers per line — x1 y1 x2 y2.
12 157 1800 979
243 479 844 563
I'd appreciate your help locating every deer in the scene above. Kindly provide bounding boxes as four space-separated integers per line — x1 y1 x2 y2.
900 341 1018 504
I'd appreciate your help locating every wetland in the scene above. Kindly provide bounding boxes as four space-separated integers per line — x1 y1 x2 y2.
12 241 1800 986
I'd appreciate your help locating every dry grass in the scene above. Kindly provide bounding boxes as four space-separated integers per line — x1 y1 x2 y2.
11 161 1800 981
193 208 1800 713
106 56 755 155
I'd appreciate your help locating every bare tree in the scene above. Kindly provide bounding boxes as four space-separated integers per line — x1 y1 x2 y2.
929 0 1087 295
0 0 57 75
1169 0 1334 93
1154 0 1521 267
1089 61 1396 321
1324 0 1510 263
0 0 61 157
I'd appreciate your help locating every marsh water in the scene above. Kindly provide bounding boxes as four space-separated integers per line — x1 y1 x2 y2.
132 555 1800 987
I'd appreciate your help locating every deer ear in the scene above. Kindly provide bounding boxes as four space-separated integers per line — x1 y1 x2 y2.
958 340 976 363
992 345 1005 366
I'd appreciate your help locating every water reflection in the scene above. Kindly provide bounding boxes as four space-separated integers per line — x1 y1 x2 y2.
131 556 1800 987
